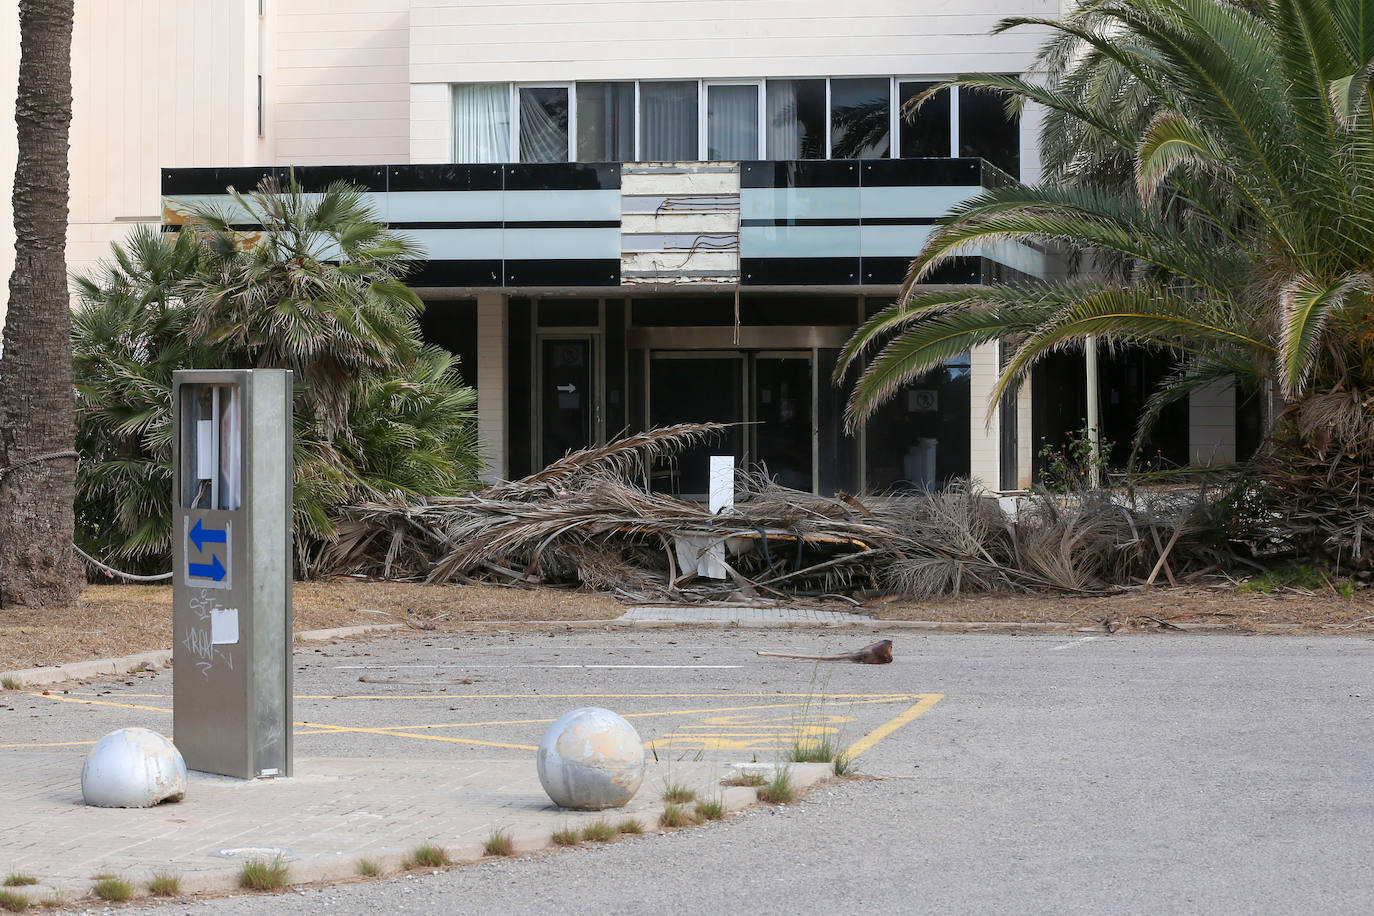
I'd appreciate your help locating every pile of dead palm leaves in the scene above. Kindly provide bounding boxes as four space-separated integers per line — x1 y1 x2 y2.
316 423 1236 602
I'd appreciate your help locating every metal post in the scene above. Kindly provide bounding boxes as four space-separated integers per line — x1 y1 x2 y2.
1085 336 1102 489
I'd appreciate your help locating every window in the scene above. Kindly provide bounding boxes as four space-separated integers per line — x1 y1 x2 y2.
765 79 826 159
518 86 570 163
707 84 759 160
898 82 950 158
577 82 635 161
453 83 510 163
639 81 698 161
958 86 1020 178
830 77 890 158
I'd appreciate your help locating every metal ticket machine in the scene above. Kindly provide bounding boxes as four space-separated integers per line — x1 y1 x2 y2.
171 370 293 779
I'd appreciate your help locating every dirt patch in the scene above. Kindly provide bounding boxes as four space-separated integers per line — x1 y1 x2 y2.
869 587 1374 632
0 581 623 672
1 581 1369 673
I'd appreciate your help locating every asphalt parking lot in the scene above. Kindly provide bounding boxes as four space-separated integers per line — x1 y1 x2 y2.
4 626 1373 914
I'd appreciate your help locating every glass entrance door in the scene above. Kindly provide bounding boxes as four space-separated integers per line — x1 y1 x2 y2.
752 353 814 490
648 353 744 496
539 337 594 467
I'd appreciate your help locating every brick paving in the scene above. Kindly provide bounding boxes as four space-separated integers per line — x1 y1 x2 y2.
621 606 876 625
0 748 828 903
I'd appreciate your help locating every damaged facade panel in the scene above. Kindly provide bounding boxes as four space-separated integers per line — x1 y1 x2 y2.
621 163 741 285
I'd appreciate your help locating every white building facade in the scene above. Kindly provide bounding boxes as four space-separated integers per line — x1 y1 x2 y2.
1 1 1237 490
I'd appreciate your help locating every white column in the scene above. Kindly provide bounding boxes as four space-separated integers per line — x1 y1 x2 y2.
1188 380 1236 466
969 342 1002 488
1016 375 1034 489
410 83 452 164
477 293 509 482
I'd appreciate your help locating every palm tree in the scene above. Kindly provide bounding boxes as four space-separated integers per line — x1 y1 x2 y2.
0 0 78 607
73 180 482 574
837 0 1374 568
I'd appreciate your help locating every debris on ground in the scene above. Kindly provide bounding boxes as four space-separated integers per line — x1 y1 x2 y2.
319 424 1235 603
756 639 894 664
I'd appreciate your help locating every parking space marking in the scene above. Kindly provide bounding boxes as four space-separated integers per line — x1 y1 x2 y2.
843 694 945 758
14 691 944 759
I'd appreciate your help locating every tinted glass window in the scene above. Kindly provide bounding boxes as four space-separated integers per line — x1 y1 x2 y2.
958 86 1020 178
898 82 951 158
830 78 890 159
576 82 635 161
765 79 826 159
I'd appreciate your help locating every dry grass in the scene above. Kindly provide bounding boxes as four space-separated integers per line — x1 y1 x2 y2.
237 858 289 891
0 878 34 889
694 797 726 821
616 818 645 835
146 872 180 897
659 803 700 828
483 829 514 857
755 768 796 805
91 875 133 902
580 819 617 843
550 826 582 847
0 580 621 671
0 890 28 913
354 859 382 878
721 772 769 788
403 844 449 869
660 781 696 804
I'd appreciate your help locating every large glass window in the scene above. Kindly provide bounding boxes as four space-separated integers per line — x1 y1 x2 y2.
958 86 1020 178
707 84 759 160
865 357 972 492
639 81 699 161
518 86 569 163
453 83 510 163
765 79 826 159
898 81 951 158
830 77 890 158
576 82 635 161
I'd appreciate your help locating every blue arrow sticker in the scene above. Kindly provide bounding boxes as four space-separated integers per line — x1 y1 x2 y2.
187 554 227 582
189 518 227 552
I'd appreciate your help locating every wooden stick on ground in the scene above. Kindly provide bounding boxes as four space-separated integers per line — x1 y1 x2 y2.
756 639 893 664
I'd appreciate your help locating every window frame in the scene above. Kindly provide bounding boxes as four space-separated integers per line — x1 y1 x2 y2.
512 82 575 164
701 79 765 161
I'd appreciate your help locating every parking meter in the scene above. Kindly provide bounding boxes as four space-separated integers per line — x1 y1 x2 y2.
171 370 293 779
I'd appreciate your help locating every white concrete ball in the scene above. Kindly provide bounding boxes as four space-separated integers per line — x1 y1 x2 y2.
81 727 188 808
537 707 646 810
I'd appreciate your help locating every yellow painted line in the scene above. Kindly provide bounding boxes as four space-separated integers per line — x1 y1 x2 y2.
31 693 170 713
0 739 98 748
296 692 918 701
366 697 916 733
297 720 537 751
843 693 945 759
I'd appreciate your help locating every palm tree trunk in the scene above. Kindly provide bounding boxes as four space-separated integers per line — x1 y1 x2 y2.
0 0 78 607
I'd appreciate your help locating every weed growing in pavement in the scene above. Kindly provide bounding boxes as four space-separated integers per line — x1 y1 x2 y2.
832 749 855 777
755 767 796 804
92 875 133 902
721 772 768 787
550 825 582 847
0 890 27 913
355 859 382 878
146 872 180 897
404 844 449 869
237 857 289 891
483 829 515 857
694 796 726 821
660 780 696 804
616 818 645 835
581 819 617 843
658 803 700 828
786 733 840 764
0 677 21 691
0 878 34 889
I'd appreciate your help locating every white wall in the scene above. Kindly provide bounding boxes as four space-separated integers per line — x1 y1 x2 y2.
409 0 1055 83
272 0 411 164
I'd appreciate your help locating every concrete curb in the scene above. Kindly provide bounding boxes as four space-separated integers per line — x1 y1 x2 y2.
4 762 832 905
0 624 403 690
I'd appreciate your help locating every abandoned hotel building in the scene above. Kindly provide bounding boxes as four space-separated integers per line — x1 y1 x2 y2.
0 1 1244 494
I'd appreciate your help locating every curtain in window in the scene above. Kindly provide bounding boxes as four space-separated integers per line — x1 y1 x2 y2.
766 79 825 159
453 83 510 163
519 87 569 163
639 81 698 161
707 85 758 160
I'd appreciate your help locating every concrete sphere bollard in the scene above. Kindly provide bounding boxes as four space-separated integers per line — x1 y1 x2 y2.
537 707 646 810
81 728 188 808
